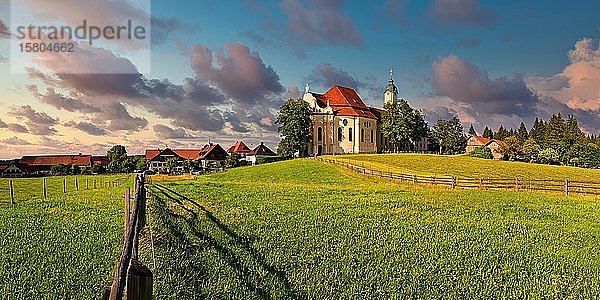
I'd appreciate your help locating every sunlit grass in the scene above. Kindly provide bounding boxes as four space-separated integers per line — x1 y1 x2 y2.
144 159 600 299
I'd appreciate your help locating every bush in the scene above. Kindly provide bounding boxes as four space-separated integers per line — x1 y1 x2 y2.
469 146 493 159
537 148 560 165
256 156 288 165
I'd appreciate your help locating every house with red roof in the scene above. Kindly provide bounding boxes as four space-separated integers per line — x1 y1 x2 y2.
145 143 228 172
227 140 253 158
466 135 507 159
18 154 93 175
246 142 277 165
303 71 427 155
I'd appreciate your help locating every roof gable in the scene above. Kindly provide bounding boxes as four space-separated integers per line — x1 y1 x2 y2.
250 143 276 156
227 140 252 153
312 85 378 119
20 154 92 166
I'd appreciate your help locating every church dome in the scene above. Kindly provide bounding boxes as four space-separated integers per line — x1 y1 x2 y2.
385 80 398 94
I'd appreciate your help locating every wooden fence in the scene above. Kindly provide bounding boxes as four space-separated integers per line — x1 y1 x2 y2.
103 174 153 300
318 157 600 196
3 176 127 204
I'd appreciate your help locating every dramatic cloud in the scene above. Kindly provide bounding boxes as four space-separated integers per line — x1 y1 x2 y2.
527 38 600 112
28 86 101 113
94 103 148 132
65 121 109 136
8 105 58 135
153 124 194 139
456 38 481 48
432 55 539 116
0 118 6 128
427 0 497 29
306 63 363 90
284 86 301 100
279 0 363 47
1 136 32 145
190 42 285 104
7 124 29 133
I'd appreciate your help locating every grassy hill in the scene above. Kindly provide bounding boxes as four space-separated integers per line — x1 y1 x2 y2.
324 153 600 181
145 159 600 299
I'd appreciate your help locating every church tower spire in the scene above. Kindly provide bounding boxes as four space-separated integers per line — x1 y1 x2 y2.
384 68 398 105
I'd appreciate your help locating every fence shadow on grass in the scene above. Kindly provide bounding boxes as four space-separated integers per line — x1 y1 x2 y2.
150 184 306 300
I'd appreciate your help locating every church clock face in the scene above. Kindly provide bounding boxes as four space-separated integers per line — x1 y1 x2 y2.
342 119 348 126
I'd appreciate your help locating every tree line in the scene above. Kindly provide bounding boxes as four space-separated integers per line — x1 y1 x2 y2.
472 114 600 168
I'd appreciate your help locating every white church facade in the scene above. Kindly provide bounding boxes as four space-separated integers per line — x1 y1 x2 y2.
305 72 428 155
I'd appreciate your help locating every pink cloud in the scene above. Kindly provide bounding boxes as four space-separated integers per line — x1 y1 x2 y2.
427 0 497 29
527 38 600 111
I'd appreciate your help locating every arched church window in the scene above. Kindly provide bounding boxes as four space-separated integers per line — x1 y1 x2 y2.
338 127 343 141
361 128 365 142
317 127 322 142
349 128 353 142
370 130 374 143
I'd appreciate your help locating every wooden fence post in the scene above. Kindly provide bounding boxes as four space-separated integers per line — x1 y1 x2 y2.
452 176 457 189
125 187 131 228
43 177 47 199
75 177 79 191
412 175 417 184
565 178 570 196
126 259 153 300
9 180 14 205
515 177 520 191
94 179 97 189
63 178 66 193
86 178 89 190
479 178 483 189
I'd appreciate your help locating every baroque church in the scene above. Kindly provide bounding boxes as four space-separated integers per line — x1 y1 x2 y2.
304 70 428 155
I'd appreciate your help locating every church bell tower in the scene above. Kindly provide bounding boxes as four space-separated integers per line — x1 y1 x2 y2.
384 68 398 105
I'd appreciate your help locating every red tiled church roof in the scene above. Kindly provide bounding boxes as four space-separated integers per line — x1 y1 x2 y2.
311 85 379 119
227 140 252 153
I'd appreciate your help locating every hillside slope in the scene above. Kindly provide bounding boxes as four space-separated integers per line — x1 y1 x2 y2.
325 153 600 180
145 159 600 299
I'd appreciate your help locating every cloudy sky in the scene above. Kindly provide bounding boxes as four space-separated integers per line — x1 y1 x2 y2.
0 0 599 159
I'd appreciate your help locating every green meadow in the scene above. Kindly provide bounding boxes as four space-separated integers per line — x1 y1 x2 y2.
0 175 132 299
143 159 600 299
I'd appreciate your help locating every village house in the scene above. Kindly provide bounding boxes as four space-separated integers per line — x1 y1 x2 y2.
227 140 253 158
245 142 277 165
466 135 507 159
304 70 427 155
145 143 228 172
19 154 94 175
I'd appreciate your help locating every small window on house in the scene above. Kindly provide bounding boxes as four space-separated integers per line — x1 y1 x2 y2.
317 127 322 142
361 128 365 142
349 128 353 142
370 130 374 143
338 127 343 141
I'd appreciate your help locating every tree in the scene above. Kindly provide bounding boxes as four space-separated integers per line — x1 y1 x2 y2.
51 164 69 175
130 156 147 171
431 117 466 155
516 122 528 143
522 138 541 163
482 126 493 139
380 98 428 151
468 124 476 136
107 145 129 173
537 148 559 165
494 125 509 140
91 164 106 174
224 153 241 169
499 136 521 161
183 159 198 172
529 117 546 148
165 157 179 173
469 146 493 159
276 98 312 158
